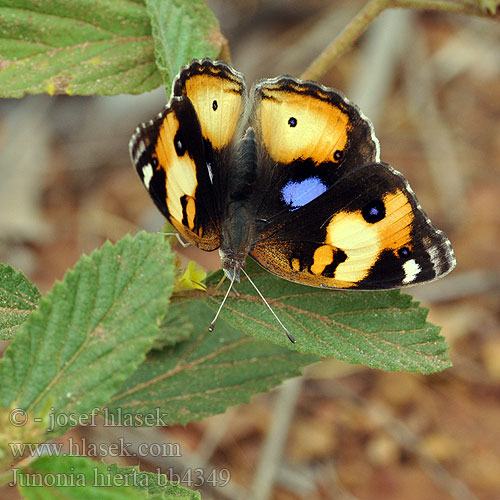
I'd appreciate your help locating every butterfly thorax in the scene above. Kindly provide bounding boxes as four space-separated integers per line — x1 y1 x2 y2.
219 127 259 281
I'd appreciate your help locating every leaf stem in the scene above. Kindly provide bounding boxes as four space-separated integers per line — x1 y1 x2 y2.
300 0 498 81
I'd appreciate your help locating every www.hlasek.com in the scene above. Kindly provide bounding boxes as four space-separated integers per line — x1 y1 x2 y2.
10 466 231 488
9 437 181 459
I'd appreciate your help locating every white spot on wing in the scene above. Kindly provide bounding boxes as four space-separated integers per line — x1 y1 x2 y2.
142 164 153 190
427 245 442 275
134 141 146 161
207 163 213 183
402 259 421 284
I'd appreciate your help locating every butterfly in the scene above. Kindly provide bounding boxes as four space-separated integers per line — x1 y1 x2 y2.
129 59 456 340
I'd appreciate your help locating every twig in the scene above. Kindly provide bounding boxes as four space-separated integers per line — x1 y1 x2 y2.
247 378 303 500
348 8 414 121
394 0 496 16
301 0 498 81
301 0 391 80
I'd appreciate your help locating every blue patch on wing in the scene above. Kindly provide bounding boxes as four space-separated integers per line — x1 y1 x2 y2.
281 177 328 210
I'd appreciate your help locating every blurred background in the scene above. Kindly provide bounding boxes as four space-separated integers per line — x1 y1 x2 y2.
1 0 500 498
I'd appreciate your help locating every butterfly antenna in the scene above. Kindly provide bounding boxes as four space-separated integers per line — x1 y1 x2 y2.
208 270 237 332
241 268 296 343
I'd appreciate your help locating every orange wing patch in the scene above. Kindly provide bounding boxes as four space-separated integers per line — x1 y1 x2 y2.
326 190 414 284
310 244 334 275
183 73 245 150
155 113 198 230
256 82 350 165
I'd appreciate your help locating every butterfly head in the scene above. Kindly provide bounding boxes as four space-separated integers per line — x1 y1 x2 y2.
219 248 244 282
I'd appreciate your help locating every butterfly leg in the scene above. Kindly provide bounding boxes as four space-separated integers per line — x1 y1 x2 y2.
159 232 191 248
214 274 227 291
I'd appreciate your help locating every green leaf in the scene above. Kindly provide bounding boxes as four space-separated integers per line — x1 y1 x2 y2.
153 300 196 350
108 300 317 425
145 0 226 89
0 232 174 437
0 0 162 97
17 456 199 499
106 463 201 500
202 259 451 374
0 264 41 340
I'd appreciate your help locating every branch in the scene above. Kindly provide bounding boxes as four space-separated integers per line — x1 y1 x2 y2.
300 0 498 81
301 0 390 80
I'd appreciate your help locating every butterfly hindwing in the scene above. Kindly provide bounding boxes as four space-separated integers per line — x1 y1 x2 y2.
250 163 455 289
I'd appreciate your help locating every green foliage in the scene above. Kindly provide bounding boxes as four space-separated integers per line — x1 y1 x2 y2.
109 300 317 425
145 0 226 89
203 260 451 374
0 264 41 340
153 300 196 350
0 0 160 97
0 232 174 437
17 456 199 499
106 463 201 499
0 0 225 98
0 0 155 97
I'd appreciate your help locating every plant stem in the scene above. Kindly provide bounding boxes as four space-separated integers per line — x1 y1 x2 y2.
300 0 498 81
394 0 496 16
301 0 391 80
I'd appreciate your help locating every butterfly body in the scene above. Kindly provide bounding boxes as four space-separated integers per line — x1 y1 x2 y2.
130 59 455 290
216 127 257 280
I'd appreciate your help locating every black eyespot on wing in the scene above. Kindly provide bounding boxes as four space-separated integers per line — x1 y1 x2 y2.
333 150 344 161
288 117 297 127
362 199 385 223
151 157 159 168
174 131 186 156
398 247 411 258
212 99 218 111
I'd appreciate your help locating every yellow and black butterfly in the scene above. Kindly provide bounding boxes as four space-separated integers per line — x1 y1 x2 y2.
129 59 455 340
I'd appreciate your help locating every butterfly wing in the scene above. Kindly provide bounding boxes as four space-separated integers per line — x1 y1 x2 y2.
130 59 247 250
173 59 247 154
248 77 455 288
